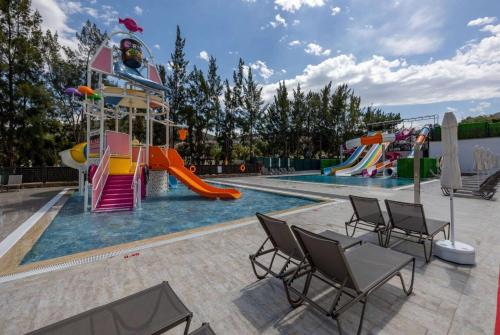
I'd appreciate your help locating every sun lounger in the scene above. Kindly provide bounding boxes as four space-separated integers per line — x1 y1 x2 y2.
384 200 450 262
1 174 22 192
286 226 415 335
345 195 390 246
441 169 500 200
26 281 215 335
250 213 361 281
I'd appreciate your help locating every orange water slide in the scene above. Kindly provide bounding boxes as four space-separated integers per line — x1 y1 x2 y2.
149 147 241 199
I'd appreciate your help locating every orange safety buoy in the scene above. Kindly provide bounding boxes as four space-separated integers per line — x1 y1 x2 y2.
189 165 196 173
239 164 246 173
178 128 188 141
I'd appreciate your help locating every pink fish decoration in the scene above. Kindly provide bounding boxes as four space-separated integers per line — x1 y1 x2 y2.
118 17 143 33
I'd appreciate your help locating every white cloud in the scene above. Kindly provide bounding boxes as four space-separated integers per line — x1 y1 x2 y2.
153 44 160 49
270 14 287 28
31 0 77 48
469 102 491 114
198 50 210 62
331 6 341 16
304 43 331 56
467 17 497 27
379 35 443 56
446 107 458 112
288 40 301 46
134 5 143 15
274 0 325 13
262 23 500 107
250 60 274 80
292 19 300 26
281 69 287 74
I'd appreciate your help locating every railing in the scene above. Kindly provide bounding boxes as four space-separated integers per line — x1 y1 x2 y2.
132 147 143 210
92 146 111 211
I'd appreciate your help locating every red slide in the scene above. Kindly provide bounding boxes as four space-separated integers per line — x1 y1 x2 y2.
149 147 241 199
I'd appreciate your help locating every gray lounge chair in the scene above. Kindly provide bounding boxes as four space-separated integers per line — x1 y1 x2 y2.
384 200 450 263
442 169 500 200
345 195 390 246
26 281 215 335
287 226 415 335
1 174 22 192
250 213 361 281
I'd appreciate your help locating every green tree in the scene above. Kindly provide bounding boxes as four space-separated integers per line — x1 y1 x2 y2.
290 83 306 156
220 79 236 163
242 67 265 159
0 0 53 166
207 56 223 139
166 25 189 143
263 81 290 156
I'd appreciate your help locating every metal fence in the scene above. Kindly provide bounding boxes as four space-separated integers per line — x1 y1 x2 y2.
256 157 321 171
190 163 259 176
0 166 78 184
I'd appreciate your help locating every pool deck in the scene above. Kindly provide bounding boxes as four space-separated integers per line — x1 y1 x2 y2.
0 175 498 334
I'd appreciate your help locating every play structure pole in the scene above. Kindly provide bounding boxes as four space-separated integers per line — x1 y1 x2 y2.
98 73 104 158
129 107 133 157
414 145 421 204
146 94 150 165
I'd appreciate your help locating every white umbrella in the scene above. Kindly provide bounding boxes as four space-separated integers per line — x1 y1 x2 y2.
434 111 475 264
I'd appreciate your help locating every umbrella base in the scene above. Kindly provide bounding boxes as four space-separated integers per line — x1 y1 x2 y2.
433 240 476 265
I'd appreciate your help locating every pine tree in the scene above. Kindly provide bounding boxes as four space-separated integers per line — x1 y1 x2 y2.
221 80 236 162
166 25 189 134
290 83 306 156
242 67 265 159
207 56 223 139
263 81 290 157
76 20 108 84
0 0 53 166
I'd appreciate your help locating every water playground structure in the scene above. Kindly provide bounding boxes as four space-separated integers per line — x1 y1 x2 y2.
59 17 240 213
322 116 436 182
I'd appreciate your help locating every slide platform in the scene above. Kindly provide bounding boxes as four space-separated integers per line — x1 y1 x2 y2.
323 145 366 176
149 147 241 199
336 144 383 176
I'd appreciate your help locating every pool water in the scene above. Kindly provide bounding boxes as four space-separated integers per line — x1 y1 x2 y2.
271 174 417 188
21 185 316 264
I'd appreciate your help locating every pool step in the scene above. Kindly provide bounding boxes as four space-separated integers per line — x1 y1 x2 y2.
95 174 135 213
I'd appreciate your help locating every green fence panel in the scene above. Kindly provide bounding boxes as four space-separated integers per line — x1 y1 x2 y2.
397 158 437 178
458 122 488 139
489 122 500 137
320 159 340 172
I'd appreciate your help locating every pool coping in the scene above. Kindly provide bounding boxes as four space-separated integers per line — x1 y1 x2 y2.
265 173 439 190
0 183 339 283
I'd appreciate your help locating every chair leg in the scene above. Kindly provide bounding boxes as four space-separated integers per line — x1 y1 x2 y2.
384 229 392 247
396 258 415 295
356 298 368 335
423 239 433 263
283 271 312 308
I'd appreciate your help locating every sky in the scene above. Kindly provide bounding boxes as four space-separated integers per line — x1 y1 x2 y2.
31 0 500 124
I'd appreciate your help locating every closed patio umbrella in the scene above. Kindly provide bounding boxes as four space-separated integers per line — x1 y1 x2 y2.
434 112 475 264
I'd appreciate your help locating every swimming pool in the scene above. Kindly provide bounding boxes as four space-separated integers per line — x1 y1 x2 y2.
21 185 316 264
271 174 416 188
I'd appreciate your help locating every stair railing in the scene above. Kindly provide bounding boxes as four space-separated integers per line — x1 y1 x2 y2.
132 147 143 210
92 146 111 211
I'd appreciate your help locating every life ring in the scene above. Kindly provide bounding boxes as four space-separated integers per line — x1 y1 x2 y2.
240 164 246 173
189 165 196 173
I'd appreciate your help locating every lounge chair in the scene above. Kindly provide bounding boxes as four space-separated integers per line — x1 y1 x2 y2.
441 169 500 200
384 200 450 263
289 167 296 173
26 281 215 335
270 168 279 175
280 168 288 174
250 213 362 281
286 226 415 335
345 195 390 246
1 174 22 192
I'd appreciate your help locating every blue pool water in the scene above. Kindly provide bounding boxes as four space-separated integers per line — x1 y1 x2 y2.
21 185 316 264
271 174 416 188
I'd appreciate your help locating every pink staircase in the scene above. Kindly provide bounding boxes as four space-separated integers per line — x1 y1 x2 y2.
95 174 134 212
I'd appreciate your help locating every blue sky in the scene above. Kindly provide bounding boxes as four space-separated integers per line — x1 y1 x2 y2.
33 0 500 124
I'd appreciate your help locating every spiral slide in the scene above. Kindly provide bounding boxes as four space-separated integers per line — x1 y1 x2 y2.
59 143 87 170
149 147 241 199
336 144 384 176
323 145 366 176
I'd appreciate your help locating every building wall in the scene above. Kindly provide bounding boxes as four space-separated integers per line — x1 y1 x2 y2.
429 137 500 172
